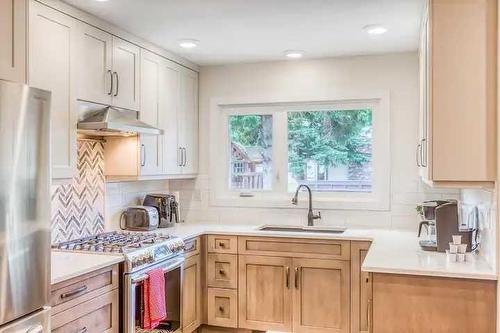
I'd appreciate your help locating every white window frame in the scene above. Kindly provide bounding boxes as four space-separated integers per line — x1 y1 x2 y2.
209 92 390 211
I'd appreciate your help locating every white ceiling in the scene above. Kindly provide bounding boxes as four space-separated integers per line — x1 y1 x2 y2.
63 0 424 66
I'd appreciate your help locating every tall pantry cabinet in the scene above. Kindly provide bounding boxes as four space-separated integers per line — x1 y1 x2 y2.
417 0 497 187
0 0 26 83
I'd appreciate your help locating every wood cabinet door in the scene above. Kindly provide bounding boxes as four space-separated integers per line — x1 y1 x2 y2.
351 242 372 333
160 60 182 175
238 255 293 331
76 23 113 105
178 68 198 175
0 0 26 83
292 258 350 333
29 1 77 179
139 49 163 175
183 254 202 333
112 37 140 110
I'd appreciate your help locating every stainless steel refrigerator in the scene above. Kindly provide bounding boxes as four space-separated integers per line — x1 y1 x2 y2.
0 80 51 332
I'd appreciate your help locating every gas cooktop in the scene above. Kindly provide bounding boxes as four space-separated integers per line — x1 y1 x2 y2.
52 231 185 273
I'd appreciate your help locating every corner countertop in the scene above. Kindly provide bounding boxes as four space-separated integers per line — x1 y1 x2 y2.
159 223 497 281
51 223 497 284
51 251 123 285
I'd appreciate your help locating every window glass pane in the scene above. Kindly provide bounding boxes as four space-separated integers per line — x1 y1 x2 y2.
288 109 372 192
229 115 273 191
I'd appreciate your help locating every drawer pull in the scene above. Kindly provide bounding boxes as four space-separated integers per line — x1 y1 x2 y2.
295 267 300 289
76 327 87 333
219 306 224 313
218 242 226 248
219 269 225 275
25 325 44 333
285 266 290 288
60 285 88 299
185 241 196 252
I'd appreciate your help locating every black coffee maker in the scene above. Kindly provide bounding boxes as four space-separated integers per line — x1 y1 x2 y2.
417 200 476 252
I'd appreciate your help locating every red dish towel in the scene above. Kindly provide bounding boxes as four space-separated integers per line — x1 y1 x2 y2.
143 268 167 329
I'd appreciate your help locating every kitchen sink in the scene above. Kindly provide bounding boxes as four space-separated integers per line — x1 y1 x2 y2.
258 225 346 234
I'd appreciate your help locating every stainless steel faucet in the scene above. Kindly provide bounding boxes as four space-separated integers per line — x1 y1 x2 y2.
292 184 321 226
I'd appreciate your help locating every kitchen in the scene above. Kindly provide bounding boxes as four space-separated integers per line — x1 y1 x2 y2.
0 0 498 332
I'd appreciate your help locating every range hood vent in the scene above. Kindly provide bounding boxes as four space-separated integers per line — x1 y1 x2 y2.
77 101 163 137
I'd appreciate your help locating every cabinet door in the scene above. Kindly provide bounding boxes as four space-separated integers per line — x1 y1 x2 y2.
76 23 113 105
182 254 202 333
293 258 350 333
160 61 182 175
238 255 293 331
351 242 372 333
112 37 140 110
0 0 26 83
29 1 77 179
178 68 198 174
139 49 163 175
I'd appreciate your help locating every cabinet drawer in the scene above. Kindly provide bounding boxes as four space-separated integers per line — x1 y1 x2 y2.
238 236 350 260
51 265 119 314
207 288 238 328
207 235 238 254
207 254 237 289
52 289 119 333
184 236 201 258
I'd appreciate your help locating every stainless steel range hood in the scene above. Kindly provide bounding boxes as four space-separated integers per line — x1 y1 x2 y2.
77 101 163 136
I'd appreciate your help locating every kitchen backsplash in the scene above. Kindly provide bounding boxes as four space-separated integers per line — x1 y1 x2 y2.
51 139 105 243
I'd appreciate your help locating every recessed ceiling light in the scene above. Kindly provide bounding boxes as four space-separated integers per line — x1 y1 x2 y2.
363 24 388 35
363 24 387 35
284 50 304 59
178 39 199 49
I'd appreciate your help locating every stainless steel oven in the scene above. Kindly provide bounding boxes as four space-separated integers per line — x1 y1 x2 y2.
123 256 184 333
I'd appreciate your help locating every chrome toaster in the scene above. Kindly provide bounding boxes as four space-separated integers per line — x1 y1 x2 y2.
119 206 159 231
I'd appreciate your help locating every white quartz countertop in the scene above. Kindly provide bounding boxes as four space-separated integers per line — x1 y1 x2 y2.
51 251 123 285
159 223 497 281
51 223 497 284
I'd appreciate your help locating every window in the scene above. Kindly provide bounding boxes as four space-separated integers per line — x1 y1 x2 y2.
288 110 373 193
211 97 390 210
229 115 273 191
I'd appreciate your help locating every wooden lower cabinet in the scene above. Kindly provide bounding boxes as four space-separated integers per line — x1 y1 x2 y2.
372 273 497 333
50 264 119 333
293 258 350 333
183 253 202 333
207 288 238 328
351 242 372 333
238 255 293 331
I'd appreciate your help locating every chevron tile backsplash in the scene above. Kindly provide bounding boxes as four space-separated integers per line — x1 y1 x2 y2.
51 139 105 243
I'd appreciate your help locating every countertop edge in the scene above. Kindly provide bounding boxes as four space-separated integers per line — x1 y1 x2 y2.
51 255 124 285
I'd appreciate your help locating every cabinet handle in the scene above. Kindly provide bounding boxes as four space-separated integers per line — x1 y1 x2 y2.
218 242 225 248
219 306 224 313
367 299 372 332
107 70 113 95
219 269 225 275
25 324 44 333
140 144 146 167
294 267 299 289
183 147 187 167
285 266 290 288
178 147 183 167
420 138 427 167
416 143 422 167
76 327 88 333
60 285 87 299
113 72 119 97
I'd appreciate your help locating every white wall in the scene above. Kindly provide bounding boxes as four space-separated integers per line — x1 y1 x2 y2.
106 180 170 230
170 52 461 230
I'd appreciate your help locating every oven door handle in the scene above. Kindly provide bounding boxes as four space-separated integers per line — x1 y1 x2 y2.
130 256 185 284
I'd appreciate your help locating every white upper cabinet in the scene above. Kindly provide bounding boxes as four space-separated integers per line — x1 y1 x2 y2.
77 24 113 105
29 1 78 179
140 49 163 175
160 61 182 175
77 26 140 111
178 68 199 175
112 37 140 110
0 0 26 83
